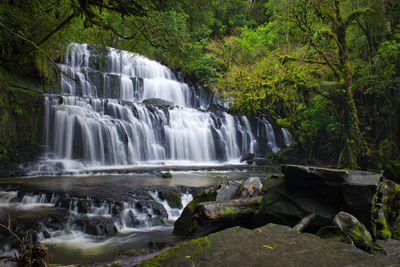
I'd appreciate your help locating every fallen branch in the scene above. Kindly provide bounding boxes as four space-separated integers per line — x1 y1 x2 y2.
194 196 263 221
292 213 316 232
0 209 23 244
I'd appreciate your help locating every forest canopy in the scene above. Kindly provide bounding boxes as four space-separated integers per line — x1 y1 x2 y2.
0 0 399 178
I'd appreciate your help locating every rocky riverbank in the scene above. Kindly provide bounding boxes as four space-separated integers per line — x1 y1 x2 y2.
140 165 400 266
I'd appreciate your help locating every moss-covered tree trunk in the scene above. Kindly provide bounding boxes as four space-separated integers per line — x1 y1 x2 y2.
333 1 367 169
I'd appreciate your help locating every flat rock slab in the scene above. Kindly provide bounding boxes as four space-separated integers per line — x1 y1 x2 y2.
141 224 388 267
282 165 382 186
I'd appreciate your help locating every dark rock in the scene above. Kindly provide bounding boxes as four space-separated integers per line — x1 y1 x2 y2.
317 226 353 244
240 153 254 162
144 224 386 266
215 178 242 201
260 174 336 230
281 165 383 232
246 158 269 165
238 177 263 198
143 98 173 107
74 215 117 236
173 188 217 236
333 211 373 251
122 210 141 227
159 188 182 209
133 200 169 226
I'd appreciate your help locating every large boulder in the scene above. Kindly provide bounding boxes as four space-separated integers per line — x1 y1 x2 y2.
143 224 388 267
278 165 383 231
173 188 217 237
259 174 336 231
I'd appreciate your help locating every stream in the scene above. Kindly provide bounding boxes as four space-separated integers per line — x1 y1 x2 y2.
0 169 276 265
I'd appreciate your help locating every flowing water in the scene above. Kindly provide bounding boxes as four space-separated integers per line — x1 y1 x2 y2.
1 43 292 265
24 43 290 176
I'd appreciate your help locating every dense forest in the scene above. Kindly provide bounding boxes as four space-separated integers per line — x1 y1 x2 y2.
0 0 399 179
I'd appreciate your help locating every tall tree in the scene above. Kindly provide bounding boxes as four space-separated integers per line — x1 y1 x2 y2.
289 0 373 169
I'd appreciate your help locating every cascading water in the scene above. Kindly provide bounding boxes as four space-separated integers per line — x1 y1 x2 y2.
26 43 289 176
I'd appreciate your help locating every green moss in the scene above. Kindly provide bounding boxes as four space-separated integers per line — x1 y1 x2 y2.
173 188 217 236
140 236 213 266
317 226 353 244
0 85 42 162
220 206 238 216
162 172 172 178
162 188 182 209
346 222 373 251
371 180 400 240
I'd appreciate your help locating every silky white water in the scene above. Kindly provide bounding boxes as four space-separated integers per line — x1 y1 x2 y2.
25 43 288 176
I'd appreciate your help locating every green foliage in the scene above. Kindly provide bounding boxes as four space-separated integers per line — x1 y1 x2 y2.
0 0 399 173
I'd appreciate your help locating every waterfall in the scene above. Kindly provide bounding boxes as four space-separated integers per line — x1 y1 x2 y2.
281 128 293 147
27 43 276 175
255 117 281 153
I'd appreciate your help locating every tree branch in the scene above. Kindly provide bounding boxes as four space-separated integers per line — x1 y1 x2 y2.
344 8 375 29
37 13 77 47
89 18 138 40
0 22 76 81
275 54 328 65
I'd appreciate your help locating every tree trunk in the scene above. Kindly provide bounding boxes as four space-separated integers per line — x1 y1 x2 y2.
334 0 367 169
381 0 392 36
193 196 262 221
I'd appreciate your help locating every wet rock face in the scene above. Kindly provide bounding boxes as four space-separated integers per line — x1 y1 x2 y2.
74 215 118 236
275 165 383 230
158 188 182 209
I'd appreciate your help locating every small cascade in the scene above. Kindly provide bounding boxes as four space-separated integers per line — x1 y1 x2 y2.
281 128 293 147
256 117 281 153
0 188 193 254
0 190 56 209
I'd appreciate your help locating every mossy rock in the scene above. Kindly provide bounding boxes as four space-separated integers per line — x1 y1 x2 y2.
160 188 182 209
317 226 353 244
333 211 373 252
173 188 217 237
371 179 400 240
141 224 386 266
162 172 172 179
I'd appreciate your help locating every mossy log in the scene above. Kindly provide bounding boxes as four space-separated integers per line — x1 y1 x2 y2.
193 196 263 221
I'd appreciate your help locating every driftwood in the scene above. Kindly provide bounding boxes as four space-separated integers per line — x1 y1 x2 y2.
193 196 263 221
292 213 316 232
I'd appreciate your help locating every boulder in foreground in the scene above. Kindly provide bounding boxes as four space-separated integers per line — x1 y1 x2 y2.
142 224 390 266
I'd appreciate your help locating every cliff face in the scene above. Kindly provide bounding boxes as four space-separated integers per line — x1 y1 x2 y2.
0 64 55 177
